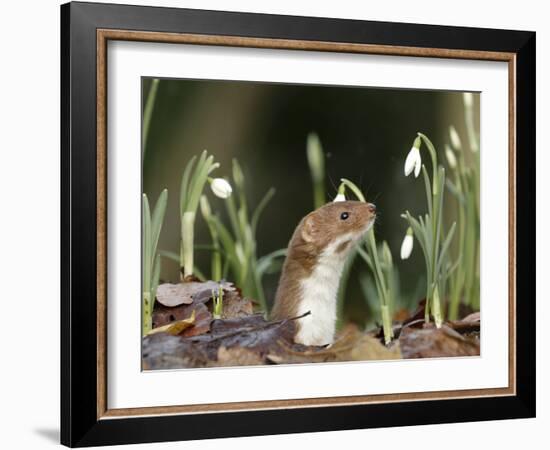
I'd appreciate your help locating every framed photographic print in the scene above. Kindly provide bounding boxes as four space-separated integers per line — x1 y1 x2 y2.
60 1 536 447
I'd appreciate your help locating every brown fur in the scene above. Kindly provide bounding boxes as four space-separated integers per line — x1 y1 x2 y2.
271 201 376 322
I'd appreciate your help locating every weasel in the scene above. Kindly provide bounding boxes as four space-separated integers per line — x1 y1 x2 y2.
271 201 376 346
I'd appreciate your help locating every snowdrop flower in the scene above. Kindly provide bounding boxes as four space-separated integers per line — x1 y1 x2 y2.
445 145 457 169
449 125 462 151
400 227 414 260
463 92 473 109
333 193 346 202
333 183 346 202
404 137 422 178
209 178 232 199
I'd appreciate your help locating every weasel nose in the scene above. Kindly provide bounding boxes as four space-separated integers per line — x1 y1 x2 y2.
367 203 376 214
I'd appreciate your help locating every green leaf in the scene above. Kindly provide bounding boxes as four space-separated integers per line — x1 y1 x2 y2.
357 246 374 272
225 195 243 243
142 194 152 292
179 155 197 216
211 216 238 274
251 187 275 237
151 189 168 258
142 78 160 160
406 211 432 275
159 249 179 263
191 265 206 282
422 165 433 217
256 248 287 276
187 150 207 196
151 253 161 306
436 221 457 277
187 154 215 212
445 178 465 204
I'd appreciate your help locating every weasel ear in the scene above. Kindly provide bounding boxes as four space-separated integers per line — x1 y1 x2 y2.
301 216 317 243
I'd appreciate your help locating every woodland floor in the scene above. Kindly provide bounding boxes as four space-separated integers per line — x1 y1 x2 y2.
142 278 480 370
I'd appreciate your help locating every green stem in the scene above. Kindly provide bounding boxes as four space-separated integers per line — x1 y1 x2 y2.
142 78 159 161
380 305 393 344
142 292 152 335
417 133 439 194
307 133 326 208
225 195 244 243
313 184 325 209
181 211 196 278
448 171 466 320
341 177 394 342
340 178 366 202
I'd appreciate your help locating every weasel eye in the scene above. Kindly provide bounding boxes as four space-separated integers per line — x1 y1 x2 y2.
340 212 349 220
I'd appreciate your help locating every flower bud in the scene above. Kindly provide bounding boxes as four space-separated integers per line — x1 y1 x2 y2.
400 227 414 260
333 193 346 202
404 146 421 178
209 178 232 199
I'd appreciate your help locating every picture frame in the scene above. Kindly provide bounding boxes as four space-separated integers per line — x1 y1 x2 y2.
60 1 535 447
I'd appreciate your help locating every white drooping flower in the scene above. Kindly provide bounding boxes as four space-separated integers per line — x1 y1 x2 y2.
463 92 474 108
404 145 422 178
333 193 346 202
209 178 232 199
400 227 414 260
449 125 462 151
445 145 457 169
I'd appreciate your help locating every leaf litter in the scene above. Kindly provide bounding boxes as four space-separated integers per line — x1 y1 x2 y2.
143 280 480 370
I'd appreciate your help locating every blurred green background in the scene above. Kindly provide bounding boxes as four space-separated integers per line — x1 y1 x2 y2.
142 77 479 327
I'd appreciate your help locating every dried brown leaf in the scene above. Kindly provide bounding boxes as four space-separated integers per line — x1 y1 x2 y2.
268 325 401 364
447 312 481 334
142 334 211 369
399 324 480 358
146 311 196 336
214 346 265 367
180 304 212 337
143 314 298 369
152 302 212 337
349 335 401 361
156 280 235 307
222 291 254 319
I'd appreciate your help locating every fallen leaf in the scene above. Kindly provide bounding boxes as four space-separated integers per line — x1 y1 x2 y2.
461 312 481 323
268 325 401 364
146 311 196 336
180 304 212 337
143 314 299 369
156 280 236 307
221 291 254 319
448 312 480 334
142 334 211 369
399 324 480 359
214 346 264 366
349 335 401 361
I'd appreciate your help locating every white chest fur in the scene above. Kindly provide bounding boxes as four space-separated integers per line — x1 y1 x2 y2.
294 233 355 346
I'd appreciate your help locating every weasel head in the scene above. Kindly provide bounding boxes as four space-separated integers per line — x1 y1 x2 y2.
296 200 377 259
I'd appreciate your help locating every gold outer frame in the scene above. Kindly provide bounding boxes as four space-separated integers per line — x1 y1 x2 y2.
96 29 516 420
